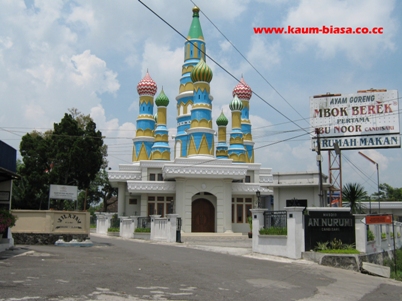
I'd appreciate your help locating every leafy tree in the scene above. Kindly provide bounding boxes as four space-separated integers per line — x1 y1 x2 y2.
13 111 106 210
342 183 367 214
377 183 402 202
75 169 117 212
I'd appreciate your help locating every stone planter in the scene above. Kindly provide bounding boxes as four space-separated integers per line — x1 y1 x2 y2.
107 232 120 237
134 233 150 240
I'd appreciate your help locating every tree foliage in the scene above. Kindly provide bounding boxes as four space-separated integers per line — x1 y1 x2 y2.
342 183 367 214
377 183 402 202
12 110 106 210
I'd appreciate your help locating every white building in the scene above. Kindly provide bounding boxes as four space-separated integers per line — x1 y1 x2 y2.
109 7 328 233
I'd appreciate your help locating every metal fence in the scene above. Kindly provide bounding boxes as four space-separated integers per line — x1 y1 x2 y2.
263 211 287 229
90 215 97 227
137 217 151 229
110 215 120 228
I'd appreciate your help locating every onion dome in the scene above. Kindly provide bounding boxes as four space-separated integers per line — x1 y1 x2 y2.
137 71 157 96
155 88 169 107
216 111 228 126
154 113 158 123
190 58 213 83
229 95 244 111
232 76 252 100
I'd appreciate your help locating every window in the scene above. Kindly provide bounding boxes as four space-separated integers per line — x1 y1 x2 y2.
245 204 252 219
129 198 137 205
237 204 243 223
150 173 156 181
148 203 155 216
157 173 163 181
232 204 234 223
245 176 251 183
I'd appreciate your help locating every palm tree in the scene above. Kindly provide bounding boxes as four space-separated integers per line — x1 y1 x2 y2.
342 183 367 214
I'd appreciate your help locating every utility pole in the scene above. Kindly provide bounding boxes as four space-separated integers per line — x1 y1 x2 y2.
315 128 325 207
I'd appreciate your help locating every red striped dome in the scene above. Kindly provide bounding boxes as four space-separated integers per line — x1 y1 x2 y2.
232 77 252 100
137 71 157 96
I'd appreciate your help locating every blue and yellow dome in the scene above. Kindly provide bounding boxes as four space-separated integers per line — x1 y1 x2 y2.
190 58 213 83
229 95 244 111
155 88 169 107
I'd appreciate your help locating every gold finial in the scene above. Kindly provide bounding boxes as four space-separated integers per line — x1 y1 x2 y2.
193 6 200 13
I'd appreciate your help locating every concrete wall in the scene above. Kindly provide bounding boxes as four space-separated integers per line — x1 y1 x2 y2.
12 210 90 235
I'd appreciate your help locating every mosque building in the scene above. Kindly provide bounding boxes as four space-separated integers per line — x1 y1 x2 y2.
109 6 324 233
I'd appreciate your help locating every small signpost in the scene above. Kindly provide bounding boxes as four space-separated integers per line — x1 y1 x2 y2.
362 214 396 275
363 214 392 225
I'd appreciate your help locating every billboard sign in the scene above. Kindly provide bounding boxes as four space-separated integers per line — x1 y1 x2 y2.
310 90 400 150
49 185 78 200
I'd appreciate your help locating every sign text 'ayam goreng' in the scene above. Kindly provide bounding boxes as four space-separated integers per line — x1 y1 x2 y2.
310 90 400 150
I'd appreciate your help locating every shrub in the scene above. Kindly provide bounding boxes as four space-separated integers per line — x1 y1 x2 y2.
0 210 17 233
107 227 120 232
259 227 287 235
367 229 375 241
135 227 150 233
314 238 358 254
381 232 387 240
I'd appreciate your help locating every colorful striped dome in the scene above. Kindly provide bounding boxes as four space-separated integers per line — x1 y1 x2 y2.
190 58 213 83
216 111 228 126
137 71 157 96
232 77 252 100
229 95 244 111
155 88 169 107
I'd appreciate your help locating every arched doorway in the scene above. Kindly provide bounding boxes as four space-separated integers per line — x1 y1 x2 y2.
192 198 215 232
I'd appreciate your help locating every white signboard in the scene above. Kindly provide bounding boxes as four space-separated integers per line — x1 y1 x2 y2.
49 185 78 200
310 90 400 150
312 134 401 150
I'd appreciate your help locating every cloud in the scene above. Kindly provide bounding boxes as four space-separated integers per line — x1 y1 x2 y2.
247 37 281 70
69 50 120 94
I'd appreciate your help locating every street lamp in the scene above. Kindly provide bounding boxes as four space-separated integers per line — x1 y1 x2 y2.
358 151 380 213
256 190 261 208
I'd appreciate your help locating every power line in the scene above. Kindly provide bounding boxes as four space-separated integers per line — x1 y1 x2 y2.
190 0 310 128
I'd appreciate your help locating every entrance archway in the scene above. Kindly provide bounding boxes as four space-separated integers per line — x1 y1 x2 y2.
192 198 215 232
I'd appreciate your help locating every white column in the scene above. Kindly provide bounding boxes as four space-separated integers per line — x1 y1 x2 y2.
167 214 178 242
285 207 304 259
250 208 266 251
354 214 368 253
117 182 126 217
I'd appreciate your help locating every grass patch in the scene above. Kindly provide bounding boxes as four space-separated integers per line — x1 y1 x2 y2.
316 249 360 254
259 227 287 236
135 228 151 233
107 227 120 232
90 224 96 229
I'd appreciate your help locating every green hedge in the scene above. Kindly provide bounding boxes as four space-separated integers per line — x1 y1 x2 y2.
259 227 287 235
135 228 150 233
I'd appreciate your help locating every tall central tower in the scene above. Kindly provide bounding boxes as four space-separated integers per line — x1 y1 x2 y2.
175 6 211 158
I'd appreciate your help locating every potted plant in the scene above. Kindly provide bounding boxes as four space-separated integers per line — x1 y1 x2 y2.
0 209 17 238
247 216 252 238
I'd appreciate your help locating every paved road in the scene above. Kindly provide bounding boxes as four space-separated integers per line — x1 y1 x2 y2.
1 234 402 301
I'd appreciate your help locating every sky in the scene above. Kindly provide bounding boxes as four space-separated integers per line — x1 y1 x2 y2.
1 0 401 195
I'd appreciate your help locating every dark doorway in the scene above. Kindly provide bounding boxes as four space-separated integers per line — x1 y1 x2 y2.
192 198 215 232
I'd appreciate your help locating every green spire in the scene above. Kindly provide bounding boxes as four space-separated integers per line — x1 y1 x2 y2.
187 6 204 40
216 111 228 126
155 88 170 107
